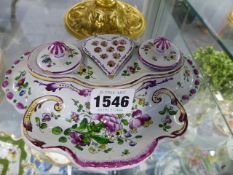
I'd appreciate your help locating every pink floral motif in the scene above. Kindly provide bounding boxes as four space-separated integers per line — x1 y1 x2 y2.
153 37 171 53
42 113 51 122
14 60 20 64
6 69 12 75
2 80 9 88
78 89 90 97
48 41 68 58
16 102 24 109
6 92 14 100
129 110 152 129
71 112 79 123
95 114 122 133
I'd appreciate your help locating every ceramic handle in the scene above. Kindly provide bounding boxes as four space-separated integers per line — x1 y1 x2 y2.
153 37 171 53
48 41 69 58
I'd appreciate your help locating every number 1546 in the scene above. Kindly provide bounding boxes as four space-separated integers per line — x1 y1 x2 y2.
94 96 129 108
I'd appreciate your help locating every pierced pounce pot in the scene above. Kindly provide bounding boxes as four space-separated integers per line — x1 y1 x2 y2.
2 35 200 170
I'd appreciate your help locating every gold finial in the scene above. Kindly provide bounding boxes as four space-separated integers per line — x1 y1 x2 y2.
64 0 146 39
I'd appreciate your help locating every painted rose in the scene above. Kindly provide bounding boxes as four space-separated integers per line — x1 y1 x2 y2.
78 89 90 97
129 110 152 129
95 114 122 133
70 132 85 146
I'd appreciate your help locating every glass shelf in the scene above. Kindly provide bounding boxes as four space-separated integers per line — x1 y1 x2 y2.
0 0 232 174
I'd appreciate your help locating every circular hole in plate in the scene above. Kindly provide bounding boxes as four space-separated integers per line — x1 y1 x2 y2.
119 39 127 45
107 60 116 67
101 41 108 47
117 46 125 52
94 47 102 53
112 40 119 46
100 53 108 59
91 41 99 46
113 53 121 59
107 47 115 52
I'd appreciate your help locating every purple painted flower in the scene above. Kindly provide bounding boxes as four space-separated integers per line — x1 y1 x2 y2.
95 114 122 133
195 80 200 85
16 102 24 109
19 90 26 96
70 132 85 146
6 69 12 75
129 140 137 147
71 112 79 123
42 113 51 122
129 118 142 129
124 132 132 138
16 78 25 87
2 80 9 88
78 89 90 97
127 66 136 74
193 69 199 75
132 110 142 118
187 59 193 65
190 89 196 94
6 92 14 100
14 60 20 64
182 95 189 101
129 110 152 129
162 115 172 124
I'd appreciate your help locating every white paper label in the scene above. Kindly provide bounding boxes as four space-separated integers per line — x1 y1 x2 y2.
90 88 135 114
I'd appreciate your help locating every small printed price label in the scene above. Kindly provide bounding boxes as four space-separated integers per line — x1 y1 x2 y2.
90 88 135 114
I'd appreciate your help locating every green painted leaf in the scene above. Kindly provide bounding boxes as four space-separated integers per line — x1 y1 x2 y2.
23 82 28 88
90 122 104 133
15 75 21 80
72 124 77 129
122 149 130 156
121 119 128 126
159 124 163 128
104 148 112 153
159 110 166 115
52 126 63 135
117 137 124 145
35 117 40 124
135 135 142 139
83 136 91 145
59 137 67 143
91 135 109 144
40 123 47 129
169 110 178 115
166 125 171 129
64 128 71 136
78 118 88 130
75 145 83 151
